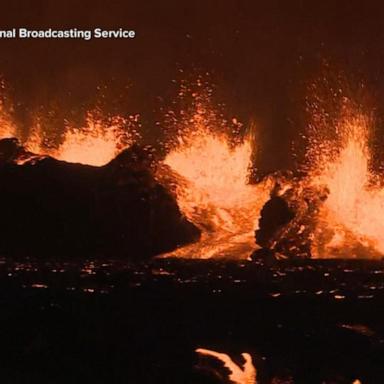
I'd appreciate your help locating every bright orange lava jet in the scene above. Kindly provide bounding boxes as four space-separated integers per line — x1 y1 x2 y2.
23 111 139 166
53 113 137 166
159 80 272 259
163 125 271 259
309 110 384 258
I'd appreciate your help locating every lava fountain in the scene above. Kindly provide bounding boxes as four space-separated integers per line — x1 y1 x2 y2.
196 348 257 384
52 112 138 166
160 79 272 259
0 94 16 139
309 110 384 258
25 111 140 166
163 126 271 259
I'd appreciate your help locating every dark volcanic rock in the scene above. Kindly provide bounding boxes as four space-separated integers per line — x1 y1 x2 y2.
256 194 295 248
254 182 329 260
0 139 200 260
0 137 39 164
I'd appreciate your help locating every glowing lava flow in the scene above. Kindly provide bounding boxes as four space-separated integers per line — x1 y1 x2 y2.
196 347 361 383
163 127 271 259
310 113 384 258
196 348 257 384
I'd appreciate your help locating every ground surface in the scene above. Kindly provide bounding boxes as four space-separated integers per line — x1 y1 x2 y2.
0 257 383 383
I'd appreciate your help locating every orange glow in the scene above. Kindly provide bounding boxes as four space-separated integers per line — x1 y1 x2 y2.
309 109 384 258
53 112 138 166
196 348 257 384
160 81 271 259
196 347 362 383
25 120 45 154
0 103 16 139
0 120 15 139
23 111 139 166
163 125 271 259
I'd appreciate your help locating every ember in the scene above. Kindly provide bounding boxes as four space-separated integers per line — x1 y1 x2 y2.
196 347 362 384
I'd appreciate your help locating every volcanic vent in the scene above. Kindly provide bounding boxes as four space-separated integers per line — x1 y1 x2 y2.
158 82 272 259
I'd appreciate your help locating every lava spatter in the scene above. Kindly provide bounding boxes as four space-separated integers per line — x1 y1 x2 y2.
161 81 271 259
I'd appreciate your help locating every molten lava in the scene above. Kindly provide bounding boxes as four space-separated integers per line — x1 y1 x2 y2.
0 103 16 139
53 112 138 166
309 111 384 258
196 348 257 384
196 347 361 383
23 111 139 166
163 127 271 259
159 79 272 259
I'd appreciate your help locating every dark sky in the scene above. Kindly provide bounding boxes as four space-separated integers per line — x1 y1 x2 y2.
0 0 384 171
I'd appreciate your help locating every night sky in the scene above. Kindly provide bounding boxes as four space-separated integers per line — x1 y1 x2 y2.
0 0 384 171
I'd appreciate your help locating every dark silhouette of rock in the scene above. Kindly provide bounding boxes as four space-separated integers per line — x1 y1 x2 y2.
256 194 295 248
0 137 28 163
254 182 329 260
0 139 200 260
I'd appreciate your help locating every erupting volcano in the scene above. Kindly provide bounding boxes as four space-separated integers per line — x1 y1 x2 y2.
159 82 384 260
159 82 272 259
308 107 384 258
25 111 140 166
253 101 384 261
3 75 384 261
164 127 271 259
53 113 138 166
